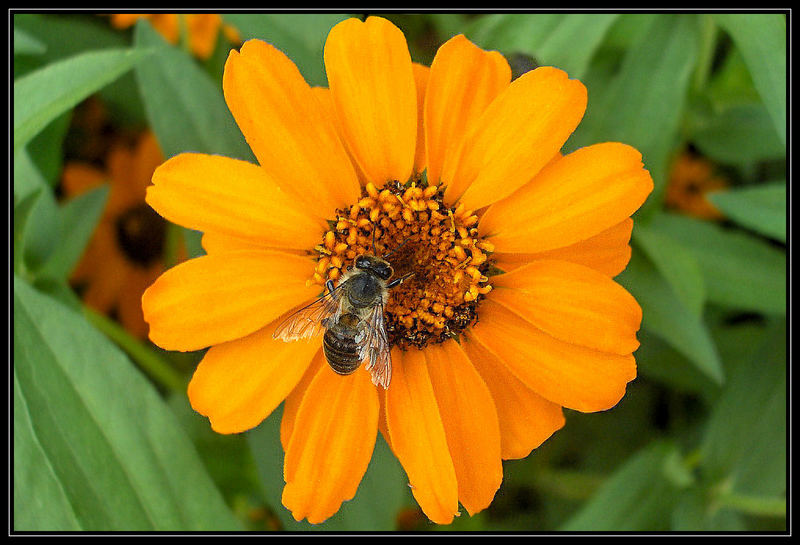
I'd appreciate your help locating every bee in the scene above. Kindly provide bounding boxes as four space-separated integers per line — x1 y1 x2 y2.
272 253 412 389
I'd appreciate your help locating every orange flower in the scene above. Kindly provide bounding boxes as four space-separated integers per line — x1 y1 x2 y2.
142 16 653 524
64 131 174 339
108 13 240 60
665 150 728 220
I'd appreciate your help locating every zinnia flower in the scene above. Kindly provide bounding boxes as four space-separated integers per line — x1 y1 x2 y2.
108 13 240 60
142 16 653 525
64 130 175 338
665 149 728 220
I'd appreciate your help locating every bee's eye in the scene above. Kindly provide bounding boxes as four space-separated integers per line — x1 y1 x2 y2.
355 256 369 269
375 264 393 280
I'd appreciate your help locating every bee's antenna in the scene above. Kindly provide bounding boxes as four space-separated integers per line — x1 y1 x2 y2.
371 225 378 255
382 236 411 260
386 270 415 289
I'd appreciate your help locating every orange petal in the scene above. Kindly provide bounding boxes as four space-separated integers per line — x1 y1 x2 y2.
462 334 565 460
280 350 326 451
425 34 510 186
385 348 459 524
282 364 379 524
425 341 502 516
324 16 417 186
117 266 160 339
469 299 637 413
147 153 324 251
310 86 370 185
443 66 587 210
185 13 222 60
491 259 642 355
61 162 108 197
493 219 633 278
201 231 268 254
412 62 430 176
141 250 318 351
188 318 320 434
223 39 360 219
479 142 653 253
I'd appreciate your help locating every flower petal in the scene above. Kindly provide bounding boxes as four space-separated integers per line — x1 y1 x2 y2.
385 348 459 524
412 62 430 175
469 299 637 413
147 153 324 251
425 340 503 516
61 162 107 196
324 16 417 185
462 334 565 460
493 219 633 277
141 250 318 351
280 350 326 450
443 66 587 210
491 259 642 355
425 34 510 187
282 364 379 524
223 39 360 219
187 317 321 435
479 142 653 253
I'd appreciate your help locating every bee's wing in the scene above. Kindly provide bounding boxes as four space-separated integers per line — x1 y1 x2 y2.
272 282 346 342
358 302 392 389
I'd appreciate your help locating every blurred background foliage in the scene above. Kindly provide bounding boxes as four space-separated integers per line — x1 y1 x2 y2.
13 11 787 532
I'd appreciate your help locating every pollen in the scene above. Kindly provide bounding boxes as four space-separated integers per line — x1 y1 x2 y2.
309 180 494 349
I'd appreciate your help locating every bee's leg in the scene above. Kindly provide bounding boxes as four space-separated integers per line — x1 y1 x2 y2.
326 279 336 295
387 271 415 289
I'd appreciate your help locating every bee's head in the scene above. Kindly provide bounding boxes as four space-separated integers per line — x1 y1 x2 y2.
355 255 394 281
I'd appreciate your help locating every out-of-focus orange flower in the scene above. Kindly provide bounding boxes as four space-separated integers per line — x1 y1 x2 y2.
63 131 178 338
141 16 652 524
108 13 240 60
665 150 728 220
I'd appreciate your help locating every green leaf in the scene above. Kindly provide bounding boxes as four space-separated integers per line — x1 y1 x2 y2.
648 212 786 315
560 441 686 531
26 110 73 187
708 182 786 242
133 20 252 161
701 319 785 498
635 330 720 400
466 13 619 79
13 14 147 125
633 224 706 317
248 404 410 531
705 47 760 108
671 489 745 531
14 26 46 56
690 103 785 165
13 278 241 531
34 185 110 281
13 145 48 204
617 251 724 384
13 188 44 277
18 184 60 275
13 373 81 530
14 47 150 153
566 14 698 220
714 14 786 144
223 13 349 87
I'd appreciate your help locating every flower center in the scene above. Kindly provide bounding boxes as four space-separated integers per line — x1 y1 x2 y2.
310 180 495 350
115 203 167 267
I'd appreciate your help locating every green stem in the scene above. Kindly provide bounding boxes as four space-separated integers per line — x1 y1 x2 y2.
717 492 786 518
531 468 605 501
83 306 187 393
691 14 718 94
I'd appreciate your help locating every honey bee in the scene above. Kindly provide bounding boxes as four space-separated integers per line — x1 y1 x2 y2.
272 254 411 389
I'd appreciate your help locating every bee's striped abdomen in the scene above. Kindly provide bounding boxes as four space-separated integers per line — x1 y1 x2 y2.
322 313 363 375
